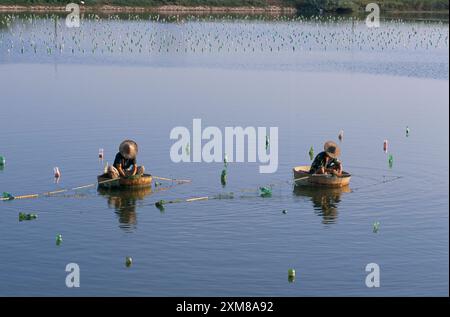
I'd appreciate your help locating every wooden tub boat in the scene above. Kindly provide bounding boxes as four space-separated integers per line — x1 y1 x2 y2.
293 166 351 188
97 173 153 189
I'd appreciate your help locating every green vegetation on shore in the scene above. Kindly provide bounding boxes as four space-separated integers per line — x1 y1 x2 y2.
0 0 267 6
0 0 448 13
290 0 449 12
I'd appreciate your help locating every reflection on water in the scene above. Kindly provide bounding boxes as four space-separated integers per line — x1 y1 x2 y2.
98 186 152 232
293 186 351 224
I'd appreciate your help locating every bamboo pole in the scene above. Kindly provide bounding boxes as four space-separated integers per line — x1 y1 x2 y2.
43 189 68 196
153 176 191 183
186 196 209 202
97 177 121 185
293 176 310 182
13 194 39 200
72 184 96 190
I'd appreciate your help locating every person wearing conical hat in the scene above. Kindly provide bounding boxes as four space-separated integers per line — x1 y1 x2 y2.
107 140 145 179
309 141 342 176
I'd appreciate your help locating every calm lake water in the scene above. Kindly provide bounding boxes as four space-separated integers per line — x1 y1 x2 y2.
0 13 448 296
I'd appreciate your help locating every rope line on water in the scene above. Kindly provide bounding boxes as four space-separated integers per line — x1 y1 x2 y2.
1 168 402 205
1 176 191 201
350 175 403 192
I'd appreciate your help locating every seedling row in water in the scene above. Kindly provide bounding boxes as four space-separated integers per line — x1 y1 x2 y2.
1 13 447 58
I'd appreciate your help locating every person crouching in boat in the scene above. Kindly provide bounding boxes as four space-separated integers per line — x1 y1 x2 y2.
107 140 145 179
310 141 342 176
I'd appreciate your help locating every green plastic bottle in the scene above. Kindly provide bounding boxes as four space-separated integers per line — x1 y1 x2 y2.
388 154 394 168
56 234 63 246
309 146 314 161
259 186 272 197
221 169 227 186
125 256 133 267
2 192 14 200
373 221 380 233
288 268 296 283
0 156 5 166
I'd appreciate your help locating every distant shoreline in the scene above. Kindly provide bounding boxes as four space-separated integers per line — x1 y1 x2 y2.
0 4 297 14
1 4 449 15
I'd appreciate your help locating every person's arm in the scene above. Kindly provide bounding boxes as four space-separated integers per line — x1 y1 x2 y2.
328 161 342 176
131 164 138 176
322 156 330 174
117 164 126 177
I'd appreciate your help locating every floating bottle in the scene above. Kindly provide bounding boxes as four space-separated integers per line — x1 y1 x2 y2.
98 148 104 160
221 169 227 186
383 140 388 153
265 135 270 150
56 234 63 246
125 256 133 267
54 167 61 178
338 129 344 142
406 126 410 137
3 192 14 200
288 268 296 283
373 221 380 233
388 154 394 168
309 146 314 161
185 142 190 156
0 156 5 166
259 186 272 197
224 154 228 167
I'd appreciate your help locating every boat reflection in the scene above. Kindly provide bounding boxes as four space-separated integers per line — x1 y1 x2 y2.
98 186 152 232
293 186 351 224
